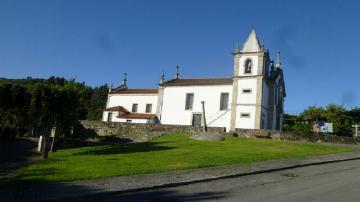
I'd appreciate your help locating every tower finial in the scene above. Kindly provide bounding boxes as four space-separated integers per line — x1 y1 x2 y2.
160 71 165 84
275 50 281 69
175 66 180 79
109 82 113 93
235 43 240 53
122 73 127 85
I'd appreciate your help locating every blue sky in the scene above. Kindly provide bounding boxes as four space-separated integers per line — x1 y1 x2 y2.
0 0 359 114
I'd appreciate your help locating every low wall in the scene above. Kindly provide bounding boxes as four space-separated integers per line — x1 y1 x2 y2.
74 120 226 142
233 128 360 144
73 121 359 145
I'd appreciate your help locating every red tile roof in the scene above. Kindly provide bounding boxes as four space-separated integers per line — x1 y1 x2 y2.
105 105 157 119
104 106 129 112
110 88 159 94
117 113 157 119
161 78 233 86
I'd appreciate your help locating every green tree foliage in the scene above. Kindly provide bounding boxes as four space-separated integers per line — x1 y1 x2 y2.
0 77 108 141
283 114 312 134
0 83 31 140
87 84 109 120
347 107 360 124
284 104 355 136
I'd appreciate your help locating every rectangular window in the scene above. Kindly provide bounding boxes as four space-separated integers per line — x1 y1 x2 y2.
240 113 250 118
185 93 194 110
126 120 132 123
242 89 252 94
107 112 113 122
220 93 229 110
132 104 138 112
145 104 152 113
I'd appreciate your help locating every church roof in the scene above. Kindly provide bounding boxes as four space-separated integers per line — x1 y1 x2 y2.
105 105 157 119
110 88 159 94
241 29 262 53
104 106 129 112
161 78 233 86
117 113 157 120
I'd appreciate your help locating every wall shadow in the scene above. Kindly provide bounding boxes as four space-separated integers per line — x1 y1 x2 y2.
71 141 176 156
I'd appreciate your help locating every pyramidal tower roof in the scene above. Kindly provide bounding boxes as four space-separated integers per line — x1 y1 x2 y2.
241 29 261 52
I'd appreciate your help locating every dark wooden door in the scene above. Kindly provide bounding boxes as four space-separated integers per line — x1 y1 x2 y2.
192 114 202 127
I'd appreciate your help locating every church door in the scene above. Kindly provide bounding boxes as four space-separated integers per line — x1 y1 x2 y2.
192 114 202 127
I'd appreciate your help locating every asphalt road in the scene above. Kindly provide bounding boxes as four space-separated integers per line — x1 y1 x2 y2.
69 159 360 202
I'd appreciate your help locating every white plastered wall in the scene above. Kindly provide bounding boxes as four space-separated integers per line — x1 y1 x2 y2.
102 93 158 122
235 105 256 129
160 85 233 130
237 79 257 104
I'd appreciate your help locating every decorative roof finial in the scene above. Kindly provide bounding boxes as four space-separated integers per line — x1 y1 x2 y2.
275 50 281 69
109 82 113 93
122 73 127 85
234 43 240 54
175 66 180 79
160 71 165 84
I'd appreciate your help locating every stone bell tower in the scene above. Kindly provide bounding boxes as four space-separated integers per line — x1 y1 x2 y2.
230 29 270 131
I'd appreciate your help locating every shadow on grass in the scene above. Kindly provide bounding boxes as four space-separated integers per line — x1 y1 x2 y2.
6 167 64 186
71 141 176 156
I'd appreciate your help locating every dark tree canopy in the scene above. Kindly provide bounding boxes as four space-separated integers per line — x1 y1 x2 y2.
0 77 108 141
284 104 356 136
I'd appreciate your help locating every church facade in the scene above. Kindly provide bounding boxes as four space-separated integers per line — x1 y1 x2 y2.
102 30 286 131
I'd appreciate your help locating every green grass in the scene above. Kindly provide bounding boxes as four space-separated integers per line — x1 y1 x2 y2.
12 133 352 184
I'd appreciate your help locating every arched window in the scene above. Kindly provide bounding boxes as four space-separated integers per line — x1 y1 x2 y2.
244 59 252 74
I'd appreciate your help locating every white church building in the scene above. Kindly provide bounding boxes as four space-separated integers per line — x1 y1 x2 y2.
102 30 286 132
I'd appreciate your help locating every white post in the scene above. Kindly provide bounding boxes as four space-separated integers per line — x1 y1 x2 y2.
353 124 359 137
201 101 207 132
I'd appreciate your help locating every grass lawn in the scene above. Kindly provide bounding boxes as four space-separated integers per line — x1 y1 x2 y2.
12 133 352 184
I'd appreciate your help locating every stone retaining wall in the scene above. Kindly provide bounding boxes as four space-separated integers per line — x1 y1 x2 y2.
73 120 226 142
234 128 360 144
73 121 359 144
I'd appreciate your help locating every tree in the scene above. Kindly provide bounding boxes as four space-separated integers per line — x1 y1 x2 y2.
0 83 31 140
325 104 352 136
87 84 109 120
300 106 326 122
348 107 360 124
283 113 312 134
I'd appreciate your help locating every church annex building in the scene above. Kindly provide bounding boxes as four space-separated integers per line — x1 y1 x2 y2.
102 30 286 132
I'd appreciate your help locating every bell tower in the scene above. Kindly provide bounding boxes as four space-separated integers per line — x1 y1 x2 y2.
230 29 268 131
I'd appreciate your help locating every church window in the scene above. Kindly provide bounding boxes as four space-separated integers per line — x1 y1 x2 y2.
132 104 138 112
146 104 152 113
240 113 250 118
244 59 252 74
220 93 229 110
242 89 252 94
107 112 113 122
185 93 194 110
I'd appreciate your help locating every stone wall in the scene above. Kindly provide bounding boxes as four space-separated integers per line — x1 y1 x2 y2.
233 128 360 144
73 121 359 144
74 120 226 142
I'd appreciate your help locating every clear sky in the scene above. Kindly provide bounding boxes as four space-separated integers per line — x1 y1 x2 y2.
0 0 359 114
